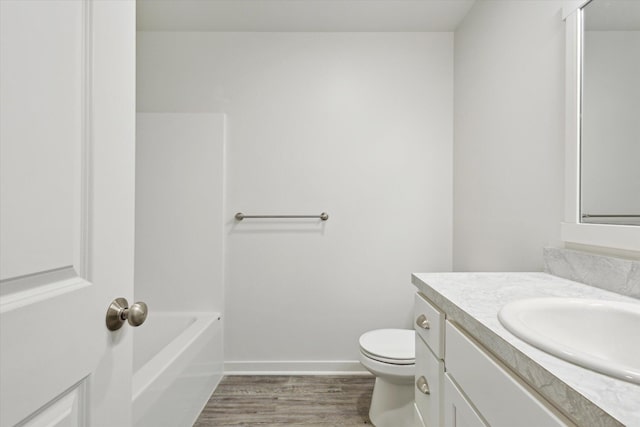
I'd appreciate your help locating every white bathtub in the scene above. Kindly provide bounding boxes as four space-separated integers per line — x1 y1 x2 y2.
133 312 223 427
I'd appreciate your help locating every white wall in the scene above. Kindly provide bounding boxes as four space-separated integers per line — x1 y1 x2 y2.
453 1 568 271
582 31 640 224
135 113 225 313
138 32 453 371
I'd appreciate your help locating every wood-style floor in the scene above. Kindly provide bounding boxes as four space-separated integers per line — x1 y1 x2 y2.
194 375 375 426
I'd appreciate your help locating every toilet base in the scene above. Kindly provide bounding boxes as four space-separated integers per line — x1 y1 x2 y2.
369 376 415 427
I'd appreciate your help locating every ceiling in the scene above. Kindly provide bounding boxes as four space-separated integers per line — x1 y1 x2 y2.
585 0 640 31
137 0 476 32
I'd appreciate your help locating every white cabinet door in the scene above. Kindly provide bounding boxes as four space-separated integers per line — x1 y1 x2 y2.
443 375 487 427
0 1 135 426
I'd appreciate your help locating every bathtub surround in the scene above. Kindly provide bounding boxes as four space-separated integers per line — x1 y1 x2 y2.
135 114 225 425
543 247 640 299
138 32 453 373
135 113 225 313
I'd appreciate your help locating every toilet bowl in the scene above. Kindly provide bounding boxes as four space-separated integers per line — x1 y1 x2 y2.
359 329 415 427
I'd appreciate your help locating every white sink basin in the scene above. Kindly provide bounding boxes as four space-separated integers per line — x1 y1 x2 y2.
498 298 640 385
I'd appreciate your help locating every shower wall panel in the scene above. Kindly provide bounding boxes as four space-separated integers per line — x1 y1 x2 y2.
135 113 225 313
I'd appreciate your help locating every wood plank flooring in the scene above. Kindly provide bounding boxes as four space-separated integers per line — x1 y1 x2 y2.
194 375 375 426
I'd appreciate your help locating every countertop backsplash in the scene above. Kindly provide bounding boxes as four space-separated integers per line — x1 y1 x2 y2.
543 247 640 299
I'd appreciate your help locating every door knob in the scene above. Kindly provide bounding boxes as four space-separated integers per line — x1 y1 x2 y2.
106 298 148 331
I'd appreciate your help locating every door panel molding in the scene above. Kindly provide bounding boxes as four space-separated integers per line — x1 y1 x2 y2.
1 0 92 287
0 0 90 282
17 380 87 427
0 267 84 309
78 0 93 281
0 281 100 426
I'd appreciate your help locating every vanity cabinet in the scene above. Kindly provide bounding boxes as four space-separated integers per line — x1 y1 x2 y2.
414 293 575 427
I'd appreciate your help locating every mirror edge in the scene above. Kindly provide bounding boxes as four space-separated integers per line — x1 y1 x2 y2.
561 2 640 252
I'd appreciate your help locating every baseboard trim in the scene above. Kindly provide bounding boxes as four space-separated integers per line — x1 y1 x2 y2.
224 360 370 376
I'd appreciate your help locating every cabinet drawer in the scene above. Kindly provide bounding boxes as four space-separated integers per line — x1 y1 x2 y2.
445 322 574 427
415 335 444 427
414 293 444 359
444 373 487 427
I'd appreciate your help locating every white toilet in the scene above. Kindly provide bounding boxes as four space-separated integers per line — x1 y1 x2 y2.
359 329 415 427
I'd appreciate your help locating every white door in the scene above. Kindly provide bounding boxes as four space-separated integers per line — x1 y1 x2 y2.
0 1 136 426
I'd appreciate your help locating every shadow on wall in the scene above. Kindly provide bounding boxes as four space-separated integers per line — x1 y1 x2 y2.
229 217 329 235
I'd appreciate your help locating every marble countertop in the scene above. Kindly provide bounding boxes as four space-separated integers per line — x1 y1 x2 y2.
412 272 640 427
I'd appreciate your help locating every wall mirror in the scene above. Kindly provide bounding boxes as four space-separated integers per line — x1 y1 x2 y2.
581 0 640 226
562 0 640 251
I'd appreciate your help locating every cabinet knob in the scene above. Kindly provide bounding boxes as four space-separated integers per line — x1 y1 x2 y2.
416 314 430 329
416 376 430 395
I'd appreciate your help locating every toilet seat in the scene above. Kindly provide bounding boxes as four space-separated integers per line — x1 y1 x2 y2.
361 348 415 365
359 329 415 365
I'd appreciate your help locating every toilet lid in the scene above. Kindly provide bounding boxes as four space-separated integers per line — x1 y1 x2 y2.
359 329 415 362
